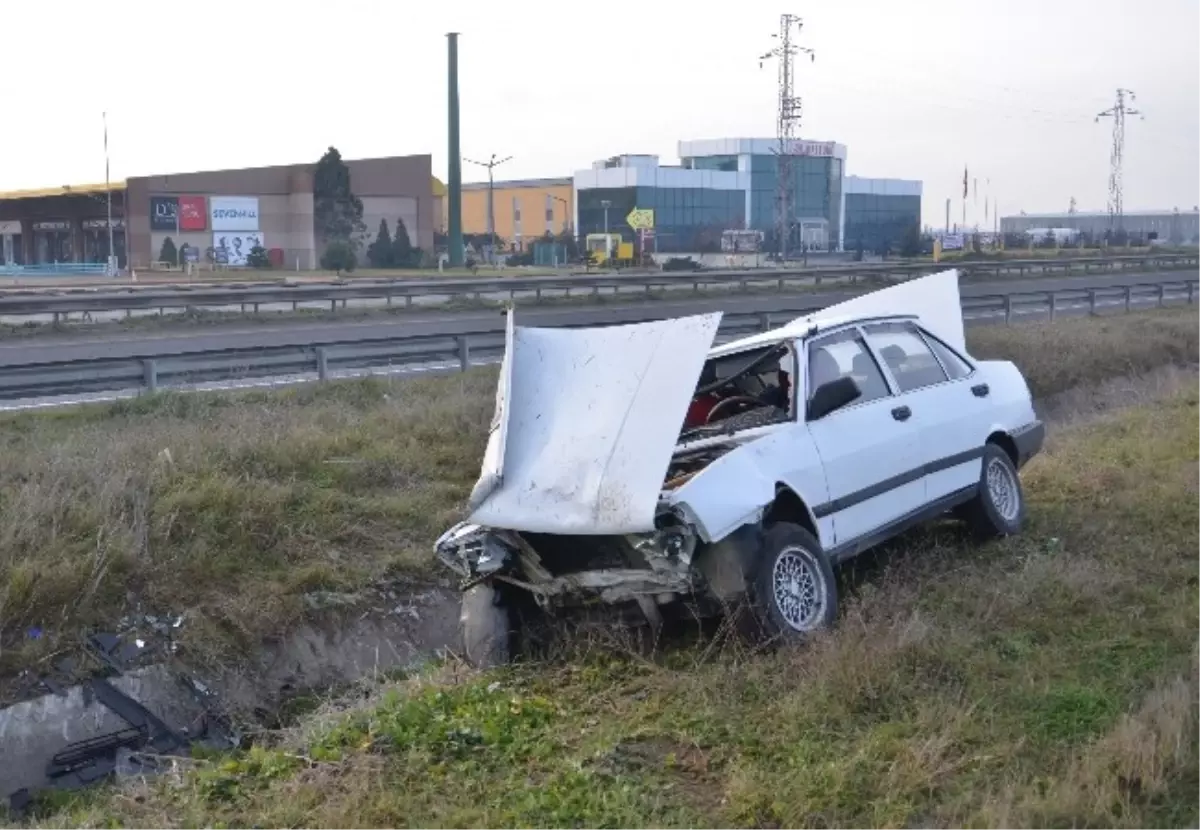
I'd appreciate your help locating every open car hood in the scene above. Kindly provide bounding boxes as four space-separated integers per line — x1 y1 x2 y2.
466 310 723 535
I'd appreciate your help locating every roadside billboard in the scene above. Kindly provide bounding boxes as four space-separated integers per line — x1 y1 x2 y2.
212 231 264 266
210 196 260 231
179 196 207 231
150 196 179 231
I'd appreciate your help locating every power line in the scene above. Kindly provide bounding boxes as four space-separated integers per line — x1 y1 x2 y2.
759 12 814 261
1095 88 1143 230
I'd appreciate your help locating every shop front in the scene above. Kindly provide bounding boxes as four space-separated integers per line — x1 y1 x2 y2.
0 220 21 266
82 217 127 265
32 219 71 264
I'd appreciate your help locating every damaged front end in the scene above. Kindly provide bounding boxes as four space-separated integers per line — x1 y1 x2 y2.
434 516 701 622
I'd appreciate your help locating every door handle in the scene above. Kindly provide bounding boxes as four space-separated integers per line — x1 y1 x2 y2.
972 383 990 397
891 405 911 421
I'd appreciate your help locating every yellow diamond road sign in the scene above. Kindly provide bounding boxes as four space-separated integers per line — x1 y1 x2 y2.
626 208 655 231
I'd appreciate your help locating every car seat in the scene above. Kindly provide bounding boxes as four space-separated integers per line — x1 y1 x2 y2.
809 348 841 391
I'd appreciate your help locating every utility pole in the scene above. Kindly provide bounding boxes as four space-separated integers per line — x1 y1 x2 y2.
760 13 814 263
103 111 114 274
1096 88 1143 233
446 33 464 267
465 153 512 264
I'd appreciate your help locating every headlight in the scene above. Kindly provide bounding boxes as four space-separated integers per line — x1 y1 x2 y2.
434 523 512 577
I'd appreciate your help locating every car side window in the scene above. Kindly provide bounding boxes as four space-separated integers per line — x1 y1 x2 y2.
862 323 949 392
920 330 973 380
806 330 890 409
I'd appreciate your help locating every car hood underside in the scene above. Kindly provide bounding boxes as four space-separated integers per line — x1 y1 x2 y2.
465 310 724 535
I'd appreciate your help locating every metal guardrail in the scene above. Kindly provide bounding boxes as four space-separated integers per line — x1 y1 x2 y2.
0 279 1195 404
0 254 1195 324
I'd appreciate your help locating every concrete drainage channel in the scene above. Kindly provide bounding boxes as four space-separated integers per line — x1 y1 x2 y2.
0 583 460 815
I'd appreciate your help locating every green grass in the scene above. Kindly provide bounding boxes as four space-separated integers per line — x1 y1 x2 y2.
0 308 1195 685
33 381 1200 828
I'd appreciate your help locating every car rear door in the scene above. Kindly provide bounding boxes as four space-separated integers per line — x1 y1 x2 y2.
803 327 926 549
861 321 987 502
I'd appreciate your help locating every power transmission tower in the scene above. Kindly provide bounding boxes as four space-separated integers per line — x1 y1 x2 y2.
1095 88 1143 232
760 13 814 261
465 153 513 264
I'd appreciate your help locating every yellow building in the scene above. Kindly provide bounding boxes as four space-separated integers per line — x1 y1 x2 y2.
444 177 573 249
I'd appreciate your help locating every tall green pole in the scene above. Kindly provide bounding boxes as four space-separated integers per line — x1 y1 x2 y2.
446 32 464 267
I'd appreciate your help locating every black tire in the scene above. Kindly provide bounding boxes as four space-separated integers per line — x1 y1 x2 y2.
962 443 1026 539
746 522 838 641
460 583 512 669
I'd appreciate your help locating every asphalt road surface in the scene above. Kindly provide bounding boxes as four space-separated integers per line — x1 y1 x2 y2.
2 269 1195 369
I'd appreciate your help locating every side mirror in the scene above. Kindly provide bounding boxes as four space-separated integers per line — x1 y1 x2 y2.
806 376 862 421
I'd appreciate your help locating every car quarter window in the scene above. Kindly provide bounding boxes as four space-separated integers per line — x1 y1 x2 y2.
807 330 890 406
920 329 973 379
862 323 949 392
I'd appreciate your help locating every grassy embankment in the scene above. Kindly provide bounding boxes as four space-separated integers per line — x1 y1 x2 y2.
34 353 1200 827
0 308 1195 683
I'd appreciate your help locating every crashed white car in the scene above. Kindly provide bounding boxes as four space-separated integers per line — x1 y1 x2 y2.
435 271 1045 666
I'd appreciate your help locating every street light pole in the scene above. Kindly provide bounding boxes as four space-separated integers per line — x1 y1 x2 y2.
601 199 611 234
551 194 569 233
465 153 512 263
103 112 114 274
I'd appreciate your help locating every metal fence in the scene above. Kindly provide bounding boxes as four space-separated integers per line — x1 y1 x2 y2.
0 253 1195 325
1 278 1194 406
0 263 111 278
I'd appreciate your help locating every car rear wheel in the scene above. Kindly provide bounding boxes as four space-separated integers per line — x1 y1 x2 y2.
748 523 838 641
460 582 512 669
962 443 1026 539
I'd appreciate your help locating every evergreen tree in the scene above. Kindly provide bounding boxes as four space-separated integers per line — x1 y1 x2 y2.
392 217 414 267
367 219 394 268
158 236 178 266
313 146 366 246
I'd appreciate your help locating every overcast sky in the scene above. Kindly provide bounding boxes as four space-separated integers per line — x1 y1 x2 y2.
5 0 1197 226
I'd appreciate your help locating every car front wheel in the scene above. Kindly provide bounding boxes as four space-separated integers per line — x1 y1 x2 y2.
460 582 512 668
748 523 838 641
963 443 1027 539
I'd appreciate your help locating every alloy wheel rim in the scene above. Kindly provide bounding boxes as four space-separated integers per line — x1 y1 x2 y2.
772 547 826 631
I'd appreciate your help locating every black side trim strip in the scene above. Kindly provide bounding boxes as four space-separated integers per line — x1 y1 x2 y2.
812 446 984 519
828 485 978 564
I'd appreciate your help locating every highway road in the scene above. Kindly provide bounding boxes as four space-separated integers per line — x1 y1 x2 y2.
2 269 1195 369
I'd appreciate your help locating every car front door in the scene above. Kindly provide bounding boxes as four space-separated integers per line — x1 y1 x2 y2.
861 321 986 503
803 327 926 549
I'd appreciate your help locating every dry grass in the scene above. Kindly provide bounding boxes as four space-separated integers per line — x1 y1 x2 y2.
968 306 1198 398
34 379 1199 828
0 373 495 679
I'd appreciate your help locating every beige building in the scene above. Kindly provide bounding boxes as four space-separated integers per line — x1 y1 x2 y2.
444 177 574 248
123 155 440 269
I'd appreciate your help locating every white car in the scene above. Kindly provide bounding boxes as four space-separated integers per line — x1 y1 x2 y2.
435 270 1045 666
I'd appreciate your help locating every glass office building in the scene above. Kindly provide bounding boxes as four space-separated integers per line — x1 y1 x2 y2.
573 155 748 253
573 141 920 254
842 175 922 254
